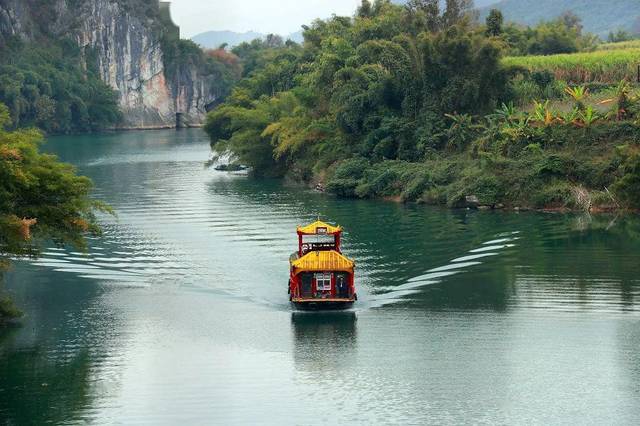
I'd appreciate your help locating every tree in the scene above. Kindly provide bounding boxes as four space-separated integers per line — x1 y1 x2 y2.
527 19 581 55
265 34 284 48
486 9 503 37
0 103 107 324
607 30 634 43
358 0 373 18
443 0 475 28
406 0 440 33
560 11 583 35
633 16 640 35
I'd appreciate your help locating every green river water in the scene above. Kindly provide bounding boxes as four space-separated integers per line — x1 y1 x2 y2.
1 129 639 424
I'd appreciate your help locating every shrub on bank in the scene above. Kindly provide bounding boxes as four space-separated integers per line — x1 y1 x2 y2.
612 147 640 209
325 120 640 211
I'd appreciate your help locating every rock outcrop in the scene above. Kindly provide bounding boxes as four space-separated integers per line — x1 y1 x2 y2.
0 0 217 129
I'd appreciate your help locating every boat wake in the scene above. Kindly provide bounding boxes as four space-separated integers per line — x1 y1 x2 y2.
362 232 520 309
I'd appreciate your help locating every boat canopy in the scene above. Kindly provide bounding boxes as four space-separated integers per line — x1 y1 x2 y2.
297 220 342 235
291 250 354 275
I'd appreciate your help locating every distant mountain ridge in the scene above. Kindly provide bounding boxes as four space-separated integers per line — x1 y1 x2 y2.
192 30 304 49
478 0 639 37
391 0 499 7
392 0 638 37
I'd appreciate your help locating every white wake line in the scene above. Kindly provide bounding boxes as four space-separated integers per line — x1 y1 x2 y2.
368 235 519 308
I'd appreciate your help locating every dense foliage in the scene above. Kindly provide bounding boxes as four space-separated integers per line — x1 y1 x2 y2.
0 103 106 323
0 37 121 134
206 0 640 212
490 11 599 56
206 0 509 176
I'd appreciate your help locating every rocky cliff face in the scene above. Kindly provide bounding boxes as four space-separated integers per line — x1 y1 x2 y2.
0 0 217 129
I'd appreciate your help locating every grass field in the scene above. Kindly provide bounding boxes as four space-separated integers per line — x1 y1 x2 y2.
503 46 640 84
596 40 640 51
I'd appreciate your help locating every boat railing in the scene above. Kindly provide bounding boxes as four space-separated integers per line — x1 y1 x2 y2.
292 287 353 300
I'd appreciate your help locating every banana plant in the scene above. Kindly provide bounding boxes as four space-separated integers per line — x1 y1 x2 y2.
532 100 557 127
598 81 632 121
564 85 589 111
559 107 581 126
614 80 632 121
492 102 518 122
487 102 530 131
577 105 600 128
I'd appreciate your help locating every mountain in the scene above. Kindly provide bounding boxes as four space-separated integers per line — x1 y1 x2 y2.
192 30 264 49
473 0 500 6
479 0 640 37
192 30 305 49
391 0 499 7
0 0 228 129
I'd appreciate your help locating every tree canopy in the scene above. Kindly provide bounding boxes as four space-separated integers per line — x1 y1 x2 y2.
205 0 510 177
0 37 121 134
0 103 106 323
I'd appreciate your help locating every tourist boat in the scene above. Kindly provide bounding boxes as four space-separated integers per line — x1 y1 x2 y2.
289 221 357 309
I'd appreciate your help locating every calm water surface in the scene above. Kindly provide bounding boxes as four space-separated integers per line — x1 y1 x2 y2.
1 129 640 424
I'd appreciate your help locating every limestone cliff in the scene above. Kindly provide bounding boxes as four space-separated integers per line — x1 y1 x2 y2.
0 0 218 129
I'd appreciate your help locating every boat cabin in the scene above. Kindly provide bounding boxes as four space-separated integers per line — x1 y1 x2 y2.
289 221 356 309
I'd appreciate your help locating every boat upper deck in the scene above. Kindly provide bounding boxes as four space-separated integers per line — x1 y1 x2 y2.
290 250 354 275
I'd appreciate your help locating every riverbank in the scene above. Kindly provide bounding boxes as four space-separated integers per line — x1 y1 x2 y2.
202 6 640 213
311 121 639 213
223 121 640 214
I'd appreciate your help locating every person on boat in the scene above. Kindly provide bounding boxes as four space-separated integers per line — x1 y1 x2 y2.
337 275 348 298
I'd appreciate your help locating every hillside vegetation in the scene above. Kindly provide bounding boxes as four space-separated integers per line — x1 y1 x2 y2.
0 38 121 134
206 0 640 212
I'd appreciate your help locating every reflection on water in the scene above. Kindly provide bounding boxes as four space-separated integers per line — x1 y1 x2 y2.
0 343 93 425
291 312 357 375
1 129 640 424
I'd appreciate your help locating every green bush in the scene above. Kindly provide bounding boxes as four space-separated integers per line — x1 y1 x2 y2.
535 154 577 178
331 158 370 180
401 174 432 202
612 149 640 208
326 158 370 197
532 181 575 208
355 168 399 198
326 178 361 197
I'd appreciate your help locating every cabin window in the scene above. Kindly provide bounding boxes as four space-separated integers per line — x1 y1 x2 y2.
302 234 335 251
315 273 331 291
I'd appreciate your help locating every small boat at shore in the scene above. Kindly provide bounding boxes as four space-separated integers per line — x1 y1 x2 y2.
214 164 248 172
288 221 357 309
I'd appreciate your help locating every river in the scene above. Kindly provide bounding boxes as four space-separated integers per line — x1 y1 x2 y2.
1 129 639 424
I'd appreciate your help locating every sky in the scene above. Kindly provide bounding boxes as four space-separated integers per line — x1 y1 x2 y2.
169 0 362 38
